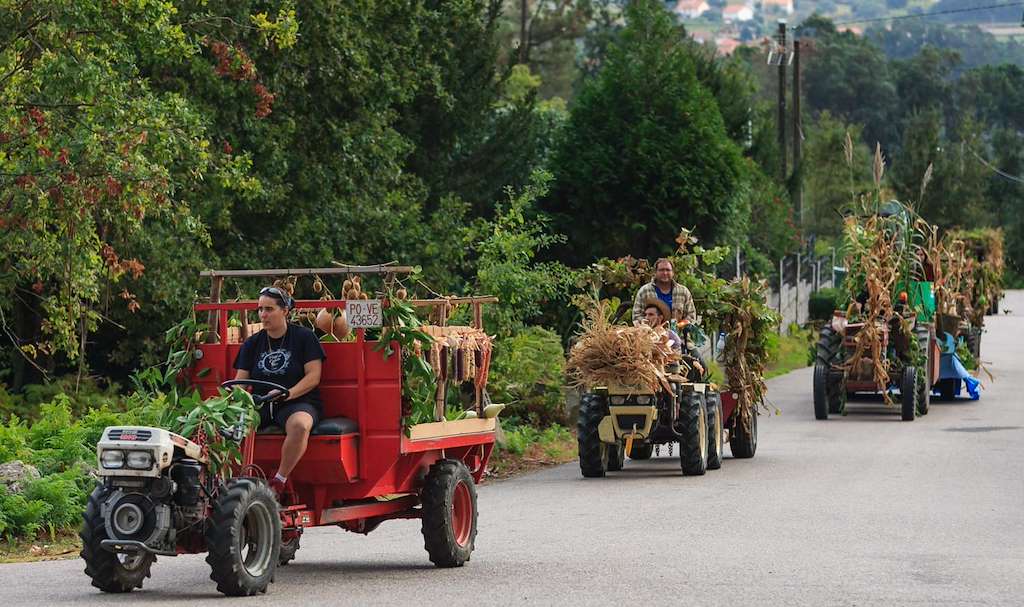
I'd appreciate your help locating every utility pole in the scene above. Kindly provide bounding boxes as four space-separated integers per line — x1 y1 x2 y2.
792 38 802 225
518 0 528 64
777 20 787 182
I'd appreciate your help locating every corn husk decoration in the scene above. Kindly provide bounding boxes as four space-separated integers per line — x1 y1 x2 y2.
566 299 682 393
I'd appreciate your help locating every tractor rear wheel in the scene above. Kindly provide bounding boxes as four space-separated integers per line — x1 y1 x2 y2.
706 392 724 470
628 443 654 460
421 459 477 568
577 393 608 478
730 407 758 459
813 362 830 420
80 486 156 593
206 478 281 596
678 390 708 476
607 441 625 471
900 366 920 422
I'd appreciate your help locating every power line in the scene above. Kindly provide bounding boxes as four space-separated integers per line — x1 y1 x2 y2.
972 149 1024 185
833 2 1024 27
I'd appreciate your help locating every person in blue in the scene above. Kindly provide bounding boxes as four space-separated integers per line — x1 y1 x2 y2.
233 286 326 496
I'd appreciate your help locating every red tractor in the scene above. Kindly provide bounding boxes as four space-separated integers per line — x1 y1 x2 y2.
81 267 499 596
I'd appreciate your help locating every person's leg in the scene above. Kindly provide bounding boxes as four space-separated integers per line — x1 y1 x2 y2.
278 411 314 478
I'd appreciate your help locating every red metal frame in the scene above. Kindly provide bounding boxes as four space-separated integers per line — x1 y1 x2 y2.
190 299 496 533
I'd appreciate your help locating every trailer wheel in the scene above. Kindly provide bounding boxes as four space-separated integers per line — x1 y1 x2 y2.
628 443 654 460
421 459 477 568
937 378 957 401
706 392 724 470
913 323 932 415
206 478 281 596
577 393 608 478
813 362 830 420
730 406 757 459
80 485 156 593
679 390 708 476
900 366 919 421
607 441 625 471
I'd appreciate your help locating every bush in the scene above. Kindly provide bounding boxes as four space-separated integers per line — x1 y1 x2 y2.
809 287 842 322
500 424 572 456
489 327 567 426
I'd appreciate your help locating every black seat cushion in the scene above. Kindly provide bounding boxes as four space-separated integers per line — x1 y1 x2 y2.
256 416 358 436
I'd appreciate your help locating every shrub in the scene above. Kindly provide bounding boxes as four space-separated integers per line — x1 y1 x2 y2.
0 486 49 540
489 327 567 426
809 287 842 322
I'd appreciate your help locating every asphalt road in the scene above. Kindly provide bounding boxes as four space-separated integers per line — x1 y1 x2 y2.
3 294 1023 606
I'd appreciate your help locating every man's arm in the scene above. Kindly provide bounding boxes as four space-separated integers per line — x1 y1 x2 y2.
632 284 649 324
677 285 696 322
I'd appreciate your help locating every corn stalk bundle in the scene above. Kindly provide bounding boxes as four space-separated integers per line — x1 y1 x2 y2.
840 211 909 404
708 277 777 433
566 299 682 393
948 228 1004 327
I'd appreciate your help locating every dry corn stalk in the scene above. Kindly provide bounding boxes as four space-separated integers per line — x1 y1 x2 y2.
566 299 682 393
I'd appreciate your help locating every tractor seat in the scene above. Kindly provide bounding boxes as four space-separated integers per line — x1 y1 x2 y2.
257 416 359 436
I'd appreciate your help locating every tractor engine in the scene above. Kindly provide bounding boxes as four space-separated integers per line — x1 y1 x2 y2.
95 426 209 555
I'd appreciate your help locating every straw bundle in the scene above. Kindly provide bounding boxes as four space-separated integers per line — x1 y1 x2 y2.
566 299 681 393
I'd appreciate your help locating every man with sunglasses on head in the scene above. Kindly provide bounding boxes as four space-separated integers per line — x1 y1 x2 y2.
233 286 326 497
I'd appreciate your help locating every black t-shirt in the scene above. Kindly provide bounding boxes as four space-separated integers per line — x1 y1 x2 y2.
233 324 327 408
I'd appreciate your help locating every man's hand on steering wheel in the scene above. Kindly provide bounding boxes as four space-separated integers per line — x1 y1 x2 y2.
220 379 290 406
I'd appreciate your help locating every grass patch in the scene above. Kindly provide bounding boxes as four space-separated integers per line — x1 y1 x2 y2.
486 423 577 480
0 531 80 563
765 325 815 379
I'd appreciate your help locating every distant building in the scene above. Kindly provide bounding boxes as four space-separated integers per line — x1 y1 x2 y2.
723 4 755 22
838 25 863 36
761 0 794 15
674 0 710 19
715 37 742 55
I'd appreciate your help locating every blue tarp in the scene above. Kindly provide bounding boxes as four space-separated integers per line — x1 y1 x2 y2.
936 332 981 400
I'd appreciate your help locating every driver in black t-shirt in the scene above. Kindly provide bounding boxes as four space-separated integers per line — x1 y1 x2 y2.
233 286 326 496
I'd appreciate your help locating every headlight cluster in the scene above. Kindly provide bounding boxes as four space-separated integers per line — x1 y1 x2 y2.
100 449 154 470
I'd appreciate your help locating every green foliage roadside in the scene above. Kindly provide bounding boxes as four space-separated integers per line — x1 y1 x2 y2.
766 325 815 380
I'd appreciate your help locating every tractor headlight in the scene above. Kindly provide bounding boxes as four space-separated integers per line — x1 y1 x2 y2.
635 396 651 404
125 450 154 470
610 396 626 405
100 450 125 469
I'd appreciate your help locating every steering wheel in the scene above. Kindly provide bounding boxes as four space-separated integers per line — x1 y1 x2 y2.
220 379 290 406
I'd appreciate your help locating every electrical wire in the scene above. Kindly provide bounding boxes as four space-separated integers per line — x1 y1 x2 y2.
833 1 1024 27
972 149 1024 184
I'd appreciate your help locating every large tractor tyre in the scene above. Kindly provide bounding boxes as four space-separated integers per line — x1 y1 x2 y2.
678 391 709 476
421 459 477 568
206 478 281 596
813 362 830 420
278 534 300 566
628 443 654 460
900 366 920 422
815 324 843 366
577 393 609 478
80 485 156 593
730 408 758 459
912 324 932 415
607 441 626 472
706 392 724 470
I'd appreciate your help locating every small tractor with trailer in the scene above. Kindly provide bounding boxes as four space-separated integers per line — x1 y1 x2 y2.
813 201 940 421
81 266 501 596
575 323 756 478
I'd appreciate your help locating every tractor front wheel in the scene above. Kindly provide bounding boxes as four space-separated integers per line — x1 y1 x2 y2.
706 392 724 470
678 390 708 476
80 486 156 593
900 366 920 422
206 478 281 596
577 393 609 478
421 459 477 568
278 533 300 566
607 441 625 471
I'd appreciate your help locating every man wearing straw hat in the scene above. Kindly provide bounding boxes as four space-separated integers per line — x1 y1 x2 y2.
642 299 683 352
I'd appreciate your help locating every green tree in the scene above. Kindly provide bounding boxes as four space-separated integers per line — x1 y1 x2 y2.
546 0 744 265
802 112 872 237
0 1 273 383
